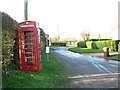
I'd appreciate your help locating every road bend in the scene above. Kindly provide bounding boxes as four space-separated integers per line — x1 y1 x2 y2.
50 47 120 88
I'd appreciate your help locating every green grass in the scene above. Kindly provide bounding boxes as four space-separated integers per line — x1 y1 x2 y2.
2 51 67 88
112 54 120 59
68 47 114 53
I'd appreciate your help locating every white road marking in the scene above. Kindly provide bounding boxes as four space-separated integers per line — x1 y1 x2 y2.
88 61 105 73
98 64 112 73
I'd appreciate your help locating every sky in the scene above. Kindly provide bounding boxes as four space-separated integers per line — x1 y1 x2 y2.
0 0 119 40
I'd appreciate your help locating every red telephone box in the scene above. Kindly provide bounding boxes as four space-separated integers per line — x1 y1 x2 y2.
18 21 42 71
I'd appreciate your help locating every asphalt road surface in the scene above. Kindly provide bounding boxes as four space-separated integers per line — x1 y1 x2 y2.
50 47 120 88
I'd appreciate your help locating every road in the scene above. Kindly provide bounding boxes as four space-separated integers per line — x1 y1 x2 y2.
50 47 120 88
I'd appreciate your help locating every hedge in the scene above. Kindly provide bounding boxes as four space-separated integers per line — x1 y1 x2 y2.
77 40 120 51
94 41 111 49
51 42 66 46
88 39 112 41
110 40 120 52
77 41 87 48
41 36 46 51
86 41 97 49
2 12 19 73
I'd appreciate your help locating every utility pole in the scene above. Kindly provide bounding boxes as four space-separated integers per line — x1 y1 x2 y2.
24 0 28 20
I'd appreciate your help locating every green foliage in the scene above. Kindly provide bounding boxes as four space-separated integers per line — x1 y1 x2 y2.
94 40 120 52
86 41 93 49
2 51 67 88
86 41 97 49
77 40 120 52
112 54 120 59
39 28 46 51
41 36 46 51
110 40 120 52
94 41 111 49
39 28 45 38
2 12 19 73
77 41 87 48
51 42 66 46
88 39 112 41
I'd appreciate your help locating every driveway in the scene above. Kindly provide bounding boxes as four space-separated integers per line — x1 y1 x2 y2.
50 47 120 88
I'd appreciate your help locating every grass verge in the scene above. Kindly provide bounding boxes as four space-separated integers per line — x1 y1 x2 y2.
68 47 114 53
112 54 120 59
2 50 67 88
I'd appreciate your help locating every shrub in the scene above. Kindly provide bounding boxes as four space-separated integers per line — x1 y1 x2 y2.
94 41 111 49
51 42 66 46
2 12 19 73
77 39 120 52
41 36 46 51
100 39 112 41
77 41 87 48
94 40 120 51
88 39 99 41
110 40 120 52
86 41 97 49
39 28 45 38
88 39 112 41
77 40 120 52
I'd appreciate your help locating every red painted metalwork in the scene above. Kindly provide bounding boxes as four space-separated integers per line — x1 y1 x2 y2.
18 21 42 71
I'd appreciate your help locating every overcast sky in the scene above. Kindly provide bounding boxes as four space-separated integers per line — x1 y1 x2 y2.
0 0 119 40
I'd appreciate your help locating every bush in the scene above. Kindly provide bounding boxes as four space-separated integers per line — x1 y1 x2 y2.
2 12 19 73
41 36 46 51
110 40 120 52
39 28 45 38
94 41 110 49
77 40 120 52
88 39 99 41
94 40 120 51
100 39 112 41
88 39 112 41
51 42 66 46
86 41 97 49
77 41 87 48
92 40 120 52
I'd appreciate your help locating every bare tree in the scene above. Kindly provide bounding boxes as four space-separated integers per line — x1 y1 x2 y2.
56 34 60 42
63 37 70 44
80 31 90 41
50 34 60 43
72 38 77 44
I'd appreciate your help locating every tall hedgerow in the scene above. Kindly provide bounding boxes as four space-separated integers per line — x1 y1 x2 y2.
2 12 19 74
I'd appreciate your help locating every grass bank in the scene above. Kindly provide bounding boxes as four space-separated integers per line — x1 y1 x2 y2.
2 50 67 88
112 54 120 59
68 47 114 53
